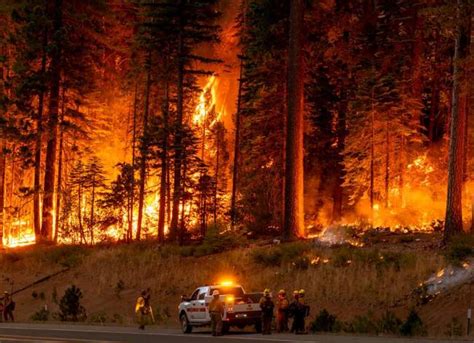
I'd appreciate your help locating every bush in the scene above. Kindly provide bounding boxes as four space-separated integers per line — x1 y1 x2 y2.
31 307 50 321
400 309 425 336
251 248 283 267
114 280 125 298
193 225 242 257
444 234 474 266
378 311 402 334
111 313 123 324
89 311 107 324
58 285 86 321
350 312 379 334
311 309 338 332
444 317 464 337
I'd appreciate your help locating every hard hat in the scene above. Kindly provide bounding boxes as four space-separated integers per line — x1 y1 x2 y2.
4 291 8 294
278 289 286 294
293 290 299 295
263 288 270 295
212 290 220 296
299 289 305 295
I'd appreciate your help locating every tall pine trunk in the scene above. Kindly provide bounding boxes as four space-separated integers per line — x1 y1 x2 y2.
171 14 184 242
128 83 138 242
332 97 347 222
158 80 169 243
444 0 471 242
54 88 65 243
136 55 152 241
0 144 5 247
90 182 95 245
231 58 243 228
41 0 63 242
34 30 48 240
283 0 305 239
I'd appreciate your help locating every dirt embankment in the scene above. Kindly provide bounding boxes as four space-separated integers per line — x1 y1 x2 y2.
0 235 471 337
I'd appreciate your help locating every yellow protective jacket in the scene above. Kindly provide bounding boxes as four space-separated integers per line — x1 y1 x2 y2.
135 296 145 313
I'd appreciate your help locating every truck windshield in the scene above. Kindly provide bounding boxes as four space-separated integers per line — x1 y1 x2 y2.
210 287 244 298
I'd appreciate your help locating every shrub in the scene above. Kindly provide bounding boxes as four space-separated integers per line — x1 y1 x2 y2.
444 317 464 337
31 307 50 321
251 248 283 267
400 309 425 336
89 311 107 324
58 285 86 321
111 313 123 324
194 225 242 257
332 247 353 267
378 311 402 334
311 309 338 332
114 280 125 298
350 312 379 334
444 234 474 266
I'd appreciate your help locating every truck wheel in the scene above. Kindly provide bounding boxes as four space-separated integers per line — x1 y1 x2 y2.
180 313 192 334
255 320 262 333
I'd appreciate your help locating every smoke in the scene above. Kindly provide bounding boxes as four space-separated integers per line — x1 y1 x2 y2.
422 259 474 297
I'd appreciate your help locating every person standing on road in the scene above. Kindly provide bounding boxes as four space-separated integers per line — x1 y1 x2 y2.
3 291 14 322
294 289 309 334
289 290 299 333
135 290 148 330
209 290 224 336
276 289 289 332
259 289 274 335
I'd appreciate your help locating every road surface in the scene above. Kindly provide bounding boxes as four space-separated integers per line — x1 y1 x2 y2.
0 324 470 343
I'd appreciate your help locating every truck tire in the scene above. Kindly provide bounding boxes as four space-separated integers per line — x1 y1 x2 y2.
255 320 262 333
180 313 192 334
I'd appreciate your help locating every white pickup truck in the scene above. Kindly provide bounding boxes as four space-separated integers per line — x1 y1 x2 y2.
178 283 262 333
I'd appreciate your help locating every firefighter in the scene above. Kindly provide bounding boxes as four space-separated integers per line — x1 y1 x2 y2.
259 289 274 335
294 289 309 334
289 290 299 333
276 289 289 332
135 290 148 330
209 290 224 336
3 291 14 322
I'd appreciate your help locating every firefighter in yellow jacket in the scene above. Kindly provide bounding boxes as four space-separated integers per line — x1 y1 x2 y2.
209 290 224 336
135 290 148 330
276 289 289 332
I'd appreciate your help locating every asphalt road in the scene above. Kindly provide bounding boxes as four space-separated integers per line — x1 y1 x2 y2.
0 324 471 343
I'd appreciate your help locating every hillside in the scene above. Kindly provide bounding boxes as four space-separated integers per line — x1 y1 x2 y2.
0 232 472 338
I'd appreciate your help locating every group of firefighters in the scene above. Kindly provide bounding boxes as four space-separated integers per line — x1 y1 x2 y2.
209 288 309 336
135 288 309 336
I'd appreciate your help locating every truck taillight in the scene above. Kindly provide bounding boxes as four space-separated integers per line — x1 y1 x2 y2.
227 306 234 313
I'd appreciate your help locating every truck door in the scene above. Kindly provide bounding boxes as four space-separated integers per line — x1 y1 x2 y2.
186 289 200 321
193 288 208 321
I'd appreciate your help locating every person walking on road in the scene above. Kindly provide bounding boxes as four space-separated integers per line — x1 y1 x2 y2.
135 290 148 330
3 291 14 322
259 289 274 335
276 289 289 332
209 290 224 336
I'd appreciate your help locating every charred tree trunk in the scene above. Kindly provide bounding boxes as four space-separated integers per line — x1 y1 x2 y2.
214 139 220 225
370 86 375 225
158 80 169 243
444 0 471 242
428 31 441 142
34 30 48 240
0 145 5 247
90 181 95 245
171 12 184 242
41 0 63 243
136 54 152 241
283 0 305 239
54 88 65 243
385 120 390 208
231 58 243 229
128 83 138 242
332 97 347 222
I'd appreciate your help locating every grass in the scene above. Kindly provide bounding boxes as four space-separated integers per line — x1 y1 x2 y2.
0 237 455 336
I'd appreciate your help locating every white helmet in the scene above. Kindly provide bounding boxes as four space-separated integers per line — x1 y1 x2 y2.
212 290 220 296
